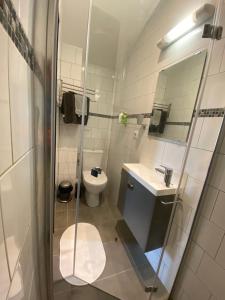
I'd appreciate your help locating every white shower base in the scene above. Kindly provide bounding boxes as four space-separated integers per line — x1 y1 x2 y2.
59 223 106 286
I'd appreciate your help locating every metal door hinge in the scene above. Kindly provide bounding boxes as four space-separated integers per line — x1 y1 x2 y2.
202 24 223 40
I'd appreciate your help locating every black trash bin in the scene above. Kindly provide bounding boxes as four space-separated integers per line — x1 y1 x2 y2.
57 181 73 203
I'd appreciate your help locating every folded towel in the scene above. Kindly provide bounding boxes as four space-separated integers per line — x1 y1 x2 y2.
75 94 87 116
61 92 90 125
151 109 162 126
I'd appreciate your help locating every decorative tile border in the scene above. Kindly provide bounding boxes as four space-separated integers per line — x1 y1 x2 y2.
0 0 43 83
89 108 225 122
198 108 225 118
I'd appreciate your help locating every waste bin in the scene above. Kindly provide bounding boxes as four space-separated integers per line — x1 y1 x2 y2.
57 181 73 203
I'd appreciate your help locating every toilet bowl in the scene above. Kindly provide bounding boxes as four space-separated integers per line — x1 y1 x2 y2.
83 170 107 207
82 149 108 207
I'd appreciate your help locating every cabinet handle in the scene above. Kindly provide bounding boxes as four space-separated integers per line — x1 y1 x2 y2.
127 182 134 190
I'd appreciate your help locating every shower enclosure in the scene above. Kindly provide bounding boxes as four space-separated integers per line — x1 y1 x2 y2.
52 1 222 300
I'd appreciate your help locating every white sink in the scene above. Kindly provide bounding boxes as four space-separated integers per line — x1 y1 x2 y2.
122 163 179 197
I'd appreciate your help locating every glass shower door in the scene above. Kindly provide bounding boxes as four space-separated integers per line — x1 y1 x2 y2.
145 2 222 300
68 1 221 300
73 1 166 299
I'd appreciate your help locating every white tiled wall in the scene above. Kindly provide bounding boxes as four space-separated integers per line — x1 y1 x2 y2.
107 0 225 294
0 7 40 299
0 25 12 175
84 65 114 170
172 125 225 300
9 41 33 161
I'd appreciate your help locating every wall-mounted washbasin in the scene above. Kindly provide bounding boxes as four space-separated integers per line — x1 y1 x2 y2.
122 163 179 197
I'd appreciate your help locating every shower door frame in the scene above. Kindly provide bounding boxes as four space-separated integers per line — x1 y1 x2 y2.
45 0 59 299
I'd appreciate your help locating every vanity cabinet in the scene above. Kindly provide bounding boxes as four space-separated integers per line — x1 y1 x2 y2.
118 169 174 252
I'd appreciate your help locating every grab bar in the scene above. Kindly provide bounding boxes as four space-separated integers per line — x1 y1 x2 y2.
160 198 182 205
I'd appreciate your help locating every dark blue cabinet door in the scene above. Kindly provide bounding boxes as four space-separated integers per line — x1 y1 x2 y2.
118 169 174 251
119 170 155 250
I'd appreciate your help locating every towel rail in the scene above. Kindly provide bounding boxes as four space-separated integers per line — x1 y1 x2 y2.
153 102 171 117
58 80 97 106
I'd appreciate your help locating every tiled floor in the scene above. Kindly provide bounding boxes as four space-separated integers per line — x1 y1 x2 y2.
53 196 151 300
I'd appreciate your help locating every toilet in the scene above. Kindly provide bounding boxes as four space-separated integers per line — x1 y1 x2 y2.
82 150 108 207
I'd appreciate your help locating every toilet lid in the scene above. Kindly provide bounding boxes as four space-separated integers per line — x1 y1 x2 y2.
83 170 107 185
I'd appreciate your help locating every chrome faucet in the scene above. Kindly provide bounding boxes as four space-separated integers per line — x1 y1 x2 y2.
155 165 173 187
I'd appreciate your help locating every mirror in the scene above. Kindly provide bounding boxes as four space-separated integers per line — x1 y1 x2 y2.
149 50 207 143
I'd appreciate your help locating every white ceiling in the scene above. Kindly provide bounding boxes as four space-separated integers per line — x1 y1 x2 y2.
60 0 161 69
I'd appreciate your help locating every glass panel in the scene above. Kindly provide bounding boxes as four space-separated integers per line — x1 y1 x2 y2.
53 0 91 296
54 1 220 300
77 1 165 299
148 3 219 300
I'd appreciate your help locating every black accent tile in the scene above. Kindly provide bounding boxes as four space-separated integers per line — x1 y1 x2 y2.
198 108 225 118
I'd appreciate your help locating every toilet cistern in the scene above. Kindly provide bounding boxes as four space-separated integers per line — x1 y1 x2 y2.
155 165 173 187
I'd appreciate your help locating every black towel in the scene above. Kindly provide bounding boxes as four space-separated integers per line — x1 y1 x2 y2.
149 109 167 134
61 91 75 123
61 91 90 125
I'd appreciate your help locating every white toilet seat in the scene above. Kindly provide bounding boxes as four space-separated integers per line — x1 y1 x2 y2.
82 170 108 207
83 171 107 187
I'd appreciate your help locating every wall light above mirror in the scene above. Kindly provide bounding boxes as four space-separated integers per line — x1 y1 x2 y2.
149 50 207 143
157 4 215 49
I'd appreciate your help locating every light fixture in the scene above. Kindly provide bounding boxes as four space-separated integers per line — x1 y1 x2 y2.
157 4 215 49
